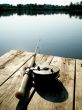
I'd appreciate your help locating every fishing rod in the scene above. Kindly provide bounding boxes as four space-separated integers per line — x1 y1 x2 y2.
15 40 60 100
15 40 40 99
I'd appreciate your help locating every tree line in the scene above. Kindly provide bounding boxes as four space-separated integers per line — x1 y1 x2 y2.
0 1 82 11
0 1 82 19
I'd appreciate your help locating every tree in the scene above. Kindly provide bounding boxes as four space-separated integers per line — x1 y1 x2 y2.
80 1 82 5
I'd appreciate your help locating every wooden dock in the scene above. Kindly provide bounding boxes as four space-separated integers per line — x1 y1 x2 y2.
0 50 82 110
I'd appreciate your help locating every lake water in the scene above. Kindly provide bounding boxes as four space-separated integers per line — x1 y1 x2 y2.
0 14 82 59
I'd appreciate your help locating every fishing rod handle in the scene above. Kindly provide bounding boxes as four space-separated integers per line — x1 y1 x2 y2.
15 55 35 99
15 69 31 99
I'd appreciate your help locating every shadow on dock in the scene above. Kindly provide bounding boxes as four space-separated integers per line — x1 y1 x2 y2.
16 77 68 110
16 86 35 110
35 78 68 103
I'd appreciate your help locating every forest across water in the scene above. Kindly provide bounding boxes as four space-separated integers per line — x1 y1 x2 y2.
0 1 82 19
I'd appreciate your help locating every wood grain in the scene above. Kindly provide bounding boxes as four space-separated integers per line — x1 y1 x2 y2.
75 59 82 110
0 51 33 86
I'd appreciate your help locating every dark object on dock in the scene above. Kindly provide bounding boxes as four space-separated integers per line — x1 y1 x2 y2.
15 61 60 100
32 64 60 88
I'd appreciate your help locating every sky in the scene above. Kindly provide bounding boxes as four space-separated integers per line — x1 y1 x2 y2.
0 0 81 5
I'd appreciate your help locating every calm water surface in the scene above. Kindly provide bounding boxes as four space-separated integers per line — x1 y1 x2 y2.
0 14 82 59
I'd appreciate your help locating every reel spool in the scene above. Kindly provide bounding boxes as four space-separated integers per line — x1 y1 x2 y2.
32 64 60 76
30 64 60 87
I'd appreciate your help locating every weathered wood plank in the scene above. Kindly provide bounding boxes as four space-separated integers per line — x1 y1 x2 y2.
0 51 33 86
0 51 44 110
0 50 22 69
28 57 75 110
75 59 82 110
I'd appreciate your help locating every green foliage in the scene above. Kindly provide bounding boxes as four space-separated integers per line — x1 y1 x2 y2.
0 2 82 11
0 2 82 19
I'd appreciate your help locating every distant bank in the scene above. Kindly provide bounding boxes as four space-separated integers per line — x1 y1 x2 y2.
0 2 82 18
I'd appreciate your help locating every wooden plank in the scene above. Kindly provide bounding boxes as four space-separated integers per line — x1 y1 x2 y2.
37 55 53 65
0 51 33 86
35 53 44 65
0 50 22 69
75 59 82 110
28 57 75 110
0 52 44 110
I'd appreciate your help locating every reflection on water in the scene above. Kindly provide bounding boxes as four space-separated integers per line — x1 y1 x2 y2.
0 13 82 59
0 10 82 19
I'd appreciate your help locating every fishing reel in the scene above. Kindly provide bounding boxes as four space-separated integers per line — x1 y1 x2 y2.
15 64 60 99
24 64 60 77
25 64 60 87
31 64 60 77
